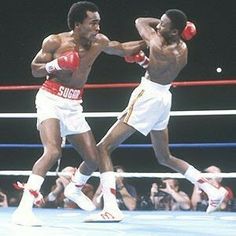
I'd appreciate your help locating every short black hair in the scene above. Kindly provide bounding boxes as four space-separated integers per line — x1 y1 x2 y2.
165 9 187 34
67 1 99 30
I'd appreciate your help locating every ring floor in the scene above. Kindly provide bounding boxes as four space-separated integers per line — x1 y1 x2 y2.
1 207 236 236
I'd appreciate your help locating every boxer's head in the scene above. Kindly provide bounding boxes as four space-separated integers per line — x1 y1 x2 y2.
67 1 99 30
165 9 187 35
157 9 187 41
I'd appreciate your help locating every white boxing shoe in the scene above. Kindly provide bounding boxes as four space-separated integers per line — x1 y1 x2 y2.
64 182 96 211
84 208 124 223
11 208 42 226
206 187 228 213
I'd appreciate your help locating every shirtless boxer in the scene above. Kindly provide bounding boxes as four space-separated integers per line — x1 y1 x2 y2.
86 9 228 222
11 1 145 226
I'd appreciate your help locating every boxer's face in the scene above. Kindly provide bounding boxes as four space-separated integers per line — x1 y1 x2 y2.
76 11 100 41
156 14 175 41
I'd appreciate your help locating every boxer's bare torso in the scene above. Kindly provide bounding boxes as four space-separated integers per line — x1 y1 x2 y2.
136 15 188 85
39 31 109 88
31 11 145 89
147 38 187 85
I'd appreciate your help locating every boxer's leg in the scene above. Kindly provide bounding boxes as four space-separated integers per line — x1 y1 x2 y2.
150 129 228 213
64 131 98 211
85 120 135 222
12 119 62 226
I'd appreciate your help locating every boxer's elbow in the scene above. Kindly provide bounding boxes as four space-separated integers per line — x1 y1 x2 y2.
31 63 40 77
31 63 46 78
135 18 143 25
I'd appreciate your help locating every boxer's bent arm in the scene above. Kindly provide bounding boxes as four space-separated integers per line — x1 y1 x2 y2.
103 40 146 56
135 18 160 45
31 35 61 78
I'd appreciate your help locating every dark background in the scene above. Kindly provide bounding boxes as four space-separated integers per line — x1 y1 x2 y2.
0 0 235 196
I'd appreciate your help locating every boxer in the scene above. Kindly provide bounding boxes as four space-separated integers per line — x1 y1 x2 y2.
86 9 227 222
11 1 145 226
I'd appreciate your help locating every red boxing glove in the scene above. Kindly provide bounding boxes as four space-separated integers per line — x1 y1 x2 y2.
124 55 137 63
124 51 149 69
45 51 80 74
181 21 197 41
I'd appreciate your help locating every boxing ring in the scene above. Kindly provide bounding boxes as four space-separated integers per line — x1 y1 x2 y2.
1 208 236 236
0 80 236 235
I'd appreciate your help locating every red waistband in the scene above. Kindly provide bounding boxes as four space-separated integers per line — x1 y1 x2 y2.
41 80 84 100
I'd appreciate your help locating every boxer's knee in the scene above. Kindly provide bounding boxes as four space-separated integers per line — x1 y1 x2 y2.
33 146 62 175
44 146 62 162
155 152 173 167
97 140 113 156
97 140 117 172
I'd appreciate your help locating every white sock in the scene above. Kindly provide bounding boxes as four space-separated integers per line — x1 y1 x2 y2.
72 170 90 188
100 171 118 210
184 165 217 196
18 174 44 211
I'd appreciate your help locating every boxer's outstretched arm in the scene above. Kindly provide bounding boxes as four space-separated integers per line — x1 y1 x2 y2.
103 40 146 57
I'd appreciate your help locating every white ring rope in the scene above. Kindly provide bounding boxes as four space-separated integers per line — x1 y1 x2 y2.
0 171 236 179
0 110 236 118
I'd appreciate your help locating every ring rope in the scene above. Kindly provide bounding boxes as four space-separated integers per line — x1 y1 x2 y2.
1 81 235 179
1 110 236 118
0 171 236 178
0 79 236 91
1 143 236 149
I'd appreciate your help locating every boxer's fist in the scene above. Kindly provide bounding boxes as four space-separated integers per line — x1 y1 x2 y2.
45 51 80 74
124 54 137 63
124 51 146 63
124 51 149 69
57 51 79 71
181 21 197 41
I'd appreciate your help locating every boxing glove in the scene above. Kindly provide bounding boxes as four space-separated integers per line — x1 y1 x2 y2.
181 21 197 41
124 51 149 69
45 50 80 74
